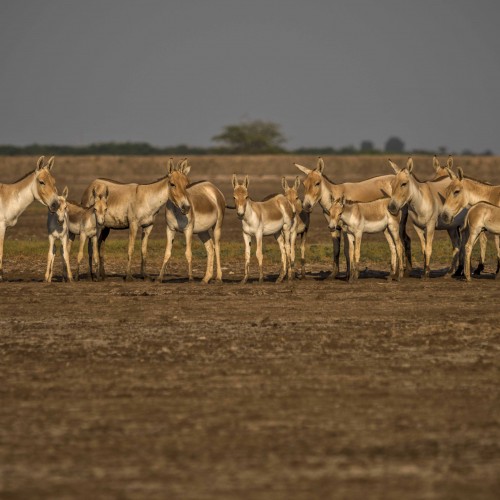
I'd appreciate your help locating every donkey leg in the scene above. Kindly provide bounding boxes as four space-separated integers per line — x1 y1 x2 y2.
0 223 6 282
76 235 86 281
256 232 265 283
384 228 397 281
353 233 362 280
158 226 176 283
400 207 412 274
213 221 223 283
422 225 435 280
98 227 110 280
289 229 297 278
91 236 100 281
185 226 194 281
299 231 307 279
347 234 356 283
199 231 214 284
283 228 293 281
329 229 341 279
495 235 500 277
125 222 138 281
45 236 55 283
464 229 481 282
274 231 287 283
241 232 251 284
445 227 460 276
140 225 154 280
62 236 73 282
473 232 487 275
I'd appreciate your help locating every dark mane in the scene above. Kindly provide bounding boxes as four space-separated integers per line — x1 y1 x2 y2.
321 173 337 185
464 175 493 186
9 169 36 184
187 180 208 188
96 174 169 186
260 193 280 201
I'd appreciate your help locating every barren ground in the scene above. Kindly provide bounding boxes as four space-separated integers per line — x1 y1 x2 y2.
0 156 499 499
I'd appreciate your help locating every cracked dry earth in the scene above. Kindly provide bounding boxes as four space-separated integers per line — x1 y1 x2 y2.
0 273 499 499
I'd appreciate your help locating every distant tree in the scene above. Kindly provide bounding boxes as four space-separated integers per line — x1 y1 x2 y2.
360 140 375 153
438 146 447 155
212 120 286 154
384 136 405 154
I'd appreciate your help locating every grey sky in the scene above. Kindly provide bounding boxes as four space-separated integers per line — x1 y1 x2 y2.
1 0 499 152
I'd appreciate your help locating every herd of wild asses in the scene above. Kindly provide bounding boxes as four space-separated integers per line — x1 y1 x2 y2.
0 155 499 283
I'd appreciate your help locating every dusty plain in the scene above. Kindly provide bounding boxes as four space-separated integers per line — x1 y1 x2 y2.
0 155 499 499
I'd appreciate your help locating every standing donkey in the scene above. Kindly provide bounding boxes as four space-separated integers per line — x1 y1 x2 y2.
327 196 404 283
281 176 310 278
158 160 226 284
0 156 60 281
81 159 190 281
45 187 73 283
441 166 500 275
388 158 465 279
66 187 109 281
232 175 294 283
295 158 411 278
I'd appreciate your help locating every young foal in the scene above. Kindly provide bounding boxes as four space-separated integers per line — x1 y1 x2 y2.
158 160 226 284
327 196 404 283
66 187 109 281
233 175 294 283
282 176 310 278
45 187 73 283
0 156 59 281
462 202 500 281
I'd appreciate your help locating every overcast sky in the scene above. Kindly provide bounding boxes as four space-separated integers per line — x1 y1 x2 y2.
1 0 499 153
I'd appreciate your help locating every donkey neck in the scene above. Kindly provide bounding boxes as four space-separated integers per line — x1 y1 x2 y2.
2 171 38 223
407 176 429 214
465 179 500 206
320 177 336 210
144 177 171 209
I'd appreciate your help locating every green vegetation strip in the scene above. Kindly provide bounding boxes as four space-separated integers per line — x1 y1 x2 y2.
4 238 495 264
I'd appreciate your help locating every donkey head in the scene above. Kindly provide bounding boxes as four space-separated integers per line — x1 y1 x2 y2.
326 195 345 231
232 174 250 220
441 166 465 224
167 158 191 215
92 186 109 226
56 186 69 225
35 156 59 212
388 157 414 215
294 157 325 213
282 176 302 213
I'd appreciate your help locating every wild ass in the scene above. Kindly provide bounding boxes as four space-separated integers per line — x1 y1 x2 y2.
282 176 310 278
81 159 190 281
462 202 500 281
295 157 411 278
232 175 294 283
66 187 109 281
388 157 465 279
158 161 226 284
327 196 404 283
45 187 73 283
0 156 60 281
441 167 500 275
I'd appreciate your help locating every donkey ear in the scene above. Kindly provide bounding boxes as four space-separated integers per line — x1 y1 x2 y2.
244 175 249 188
294 176 301 191
92 186 97 198
433 156 440 170
406 157 413 171
316 157 325 173
294 163 312 175
182 161 191 176
457 167 464 181
232 174 238 189
167 158 175 174
62 186 69 200
446 167 456 179
281 176 288 191
447 156 453 169
105 186 110 199
388 159 400 173
46 156 55 170
36 156 45 171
